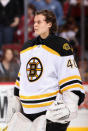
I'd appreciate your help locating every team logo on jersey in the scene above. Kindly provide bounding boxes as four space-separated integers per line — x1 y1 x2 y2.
63 43 71 50
26 57 43 82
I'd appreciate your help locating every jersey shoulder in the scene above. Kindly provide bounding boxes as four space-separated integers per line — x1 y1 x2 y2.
21 38 38 51
50 36 73 56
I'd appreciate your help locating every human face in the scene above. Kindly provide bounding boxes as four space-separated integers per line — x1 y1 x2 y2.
34 14 52 38
28 8 33 17
4 49 14 62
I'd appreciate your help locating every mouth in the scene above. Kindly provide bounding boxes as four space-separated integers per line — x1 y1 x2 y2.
34 29 38 32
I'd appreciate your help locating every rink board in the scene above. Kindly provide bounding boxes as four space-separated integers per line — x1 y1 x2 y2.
0 83 88 131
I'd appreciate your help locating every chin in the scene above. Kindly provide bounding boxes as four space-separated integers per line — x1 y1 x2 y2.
35 31 40 36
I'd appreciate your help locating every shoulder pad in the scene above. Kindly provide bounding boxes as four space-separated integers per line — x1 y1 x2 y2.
21 38 37 51
53 36 73 56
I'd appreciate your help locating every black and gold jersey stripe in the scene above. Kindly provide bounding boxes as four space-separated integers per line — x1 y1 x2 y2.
21 96 56 104
60 80 82 89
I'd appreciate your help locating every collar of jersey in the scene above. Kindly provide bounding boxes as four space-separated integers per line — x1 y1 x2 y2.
37 33 55 45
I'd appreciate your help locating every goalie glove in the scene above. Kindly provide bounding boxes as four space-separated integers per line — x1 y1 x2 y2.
46 91 79 123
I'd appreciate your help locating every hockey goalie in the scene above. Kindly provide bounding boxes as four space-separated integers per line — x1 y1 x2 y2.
6 9 85 131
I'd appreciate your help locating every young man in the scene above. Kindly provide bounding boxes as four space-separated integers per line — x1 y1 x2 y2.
14 10 85 131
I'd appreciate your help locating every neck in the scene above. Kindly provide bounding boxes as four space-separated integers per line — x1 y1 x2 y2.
3 60 10 65
2 60 10 70
40 32 49 39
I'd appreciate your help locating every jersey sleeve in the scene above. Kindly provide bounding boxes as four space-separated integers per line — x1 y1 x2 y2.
14 40 33 96
56 41 85 105
14 70 20 96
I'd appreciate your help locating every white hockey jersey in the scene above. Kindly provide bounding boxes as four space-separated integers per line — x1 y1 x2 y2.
15 34 85 114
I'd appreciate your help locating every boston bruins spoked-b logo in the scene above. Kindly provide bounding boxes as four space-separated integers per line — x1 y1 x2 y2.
26 57 43 82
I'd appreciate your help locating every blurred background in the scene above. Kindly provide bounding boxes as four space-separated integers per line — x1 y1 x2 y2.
0 0 88 130
0 0 88 82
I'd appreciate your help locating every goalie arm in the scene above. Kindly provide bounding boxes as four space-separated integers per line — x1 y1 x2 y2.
14 71 20 96
58 54 85 106
46 50 85 123
6 71 21 123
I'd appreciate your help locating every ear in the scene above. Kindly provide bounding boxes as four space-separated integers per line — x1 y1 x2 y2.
48 22 52 28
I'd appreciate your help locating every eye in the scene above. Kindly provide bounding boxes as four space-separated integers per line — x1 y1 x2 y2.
37 21 41 24
34 21 40 24
34 20 45 25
